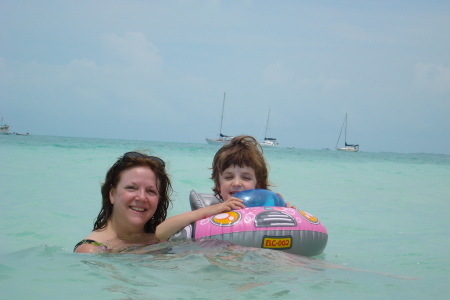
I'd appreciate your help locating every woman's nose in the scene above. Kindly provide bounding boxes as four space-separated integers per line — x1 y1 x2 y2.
136 188 146 199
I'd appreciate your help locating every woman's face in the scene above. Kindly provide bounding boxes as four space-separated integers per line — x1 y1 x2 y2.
218 165 257 200
110 166 159 230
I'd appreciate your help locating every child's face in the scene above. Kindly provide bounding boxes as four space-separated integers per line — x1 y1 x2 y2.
218 165 257 200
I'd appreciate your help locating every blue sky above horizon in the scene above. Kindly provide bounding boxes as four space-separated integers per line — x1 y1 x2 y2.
1 0 449 154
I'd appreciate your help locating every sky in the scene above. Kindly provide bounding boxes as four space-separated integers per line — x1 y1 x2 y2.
1 0 449 154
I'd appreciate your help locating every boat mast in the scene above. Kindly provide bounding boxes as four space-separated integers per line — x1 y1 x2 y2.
344 113 348 145
219 92 226 136
264 109 271 140
335 113 347 149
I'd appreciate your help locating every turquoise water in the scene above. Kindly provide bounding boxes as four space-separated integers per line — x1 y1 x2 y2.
1 135 449 299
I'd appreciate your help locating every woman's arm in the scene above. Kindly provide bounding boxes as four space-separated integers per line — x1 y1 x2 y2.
156 198 245 241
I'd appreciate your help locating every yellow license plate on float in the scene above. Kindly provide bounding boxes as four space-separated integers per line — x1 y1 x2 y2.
262 236 292 249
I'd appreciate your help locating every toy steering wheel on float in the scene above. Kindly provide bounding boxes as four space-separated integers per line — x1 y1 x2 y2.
169 189 328 257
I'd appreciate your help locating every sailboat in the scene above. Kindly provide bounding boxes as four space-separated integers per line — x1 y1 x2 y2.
335 113 359 152
206 92 234 145
0 117 10 135
260 109 279 147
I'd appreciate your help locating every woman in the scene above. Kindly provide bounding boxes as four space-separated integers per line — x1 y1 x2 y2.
74 151 172 253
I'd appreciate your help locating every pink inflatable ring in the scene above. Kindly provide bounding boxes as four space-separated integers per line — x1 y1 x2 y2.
169 189 328 257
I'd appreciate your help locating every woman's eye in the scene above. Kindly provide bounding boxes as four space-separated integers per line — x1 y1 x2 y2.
147 189 158 195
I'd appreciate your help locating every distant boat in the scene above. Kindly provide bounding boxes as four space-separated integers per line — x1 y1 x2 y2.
260 109 279 147
0 117 10 135
206 92 234 145
335 113 359 152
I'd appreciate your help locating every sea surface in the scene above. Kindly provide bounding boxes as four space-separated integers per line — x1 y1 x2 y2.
1 135 449 299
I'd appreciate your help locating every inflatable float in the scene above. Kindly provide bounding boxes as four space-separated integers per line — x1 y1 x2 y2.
169 189 328 257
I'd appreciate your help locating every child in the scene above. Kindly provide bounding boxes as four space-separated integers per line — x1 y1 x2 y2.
210 135 270 201
156 135 291 241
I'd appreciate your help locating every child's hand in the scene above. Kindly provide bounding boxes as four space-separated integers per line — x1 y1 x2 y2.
285 202 297 209
217 197 245 213
276 193 297 209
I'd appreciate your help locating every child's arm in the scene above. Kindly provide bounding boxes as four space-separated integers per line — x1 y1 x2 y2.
156 198 245 241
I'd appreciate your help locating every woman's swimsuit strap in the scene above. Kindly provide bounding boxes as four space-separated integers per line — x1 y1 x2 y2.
73 239 108 252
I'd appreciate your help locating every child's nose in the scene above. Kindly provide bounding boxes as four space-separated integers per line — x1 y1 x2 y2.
232 178 243 186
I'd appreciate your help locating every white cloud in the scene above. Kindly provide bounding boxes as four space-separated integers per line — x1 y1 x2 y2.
101 32 163 75
414 63 450 92
0 57 13 82
262 61 291 85
67 58 98 70
297 74 350 90
331 22 395 44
